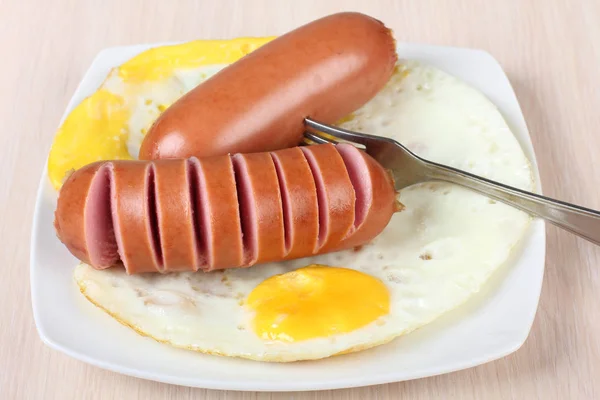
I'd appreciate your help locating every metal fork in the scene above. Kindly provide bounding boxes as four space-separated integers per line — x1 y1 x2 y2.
304 117 600 246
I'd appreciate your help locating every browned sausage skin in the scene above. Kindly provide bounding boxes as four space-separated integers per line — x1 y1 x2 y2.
55 145 397 273
153 159 200 272
111 161 162 274
191 155 244 270
54 162 118 268
270 147 319 259
335 144 397 249
139 12 397 160
232 152 286 265
300 144 355 252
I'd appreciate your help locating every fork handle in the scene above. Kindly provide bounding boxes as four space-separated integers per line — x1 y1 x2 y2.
428 162 600 245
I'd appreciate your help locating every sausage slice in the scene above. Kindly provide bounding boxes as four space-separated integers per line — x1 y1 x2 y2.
111 161 162 274
192 155 244 271
271 147 319 259
232 152 286 265
153 159 199 272
300 144 355 252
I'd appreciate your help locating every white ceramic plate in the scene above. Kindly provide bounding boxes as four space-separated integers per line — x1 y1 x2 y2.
30 42 545 391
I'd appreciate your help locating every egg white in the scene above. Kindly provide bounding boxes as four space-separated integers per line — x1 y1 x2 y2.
74 61 533 362
100 65 228 158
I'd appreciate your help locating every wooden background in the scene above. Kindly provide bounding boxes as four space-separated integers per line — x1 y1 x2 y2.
2 0 600 398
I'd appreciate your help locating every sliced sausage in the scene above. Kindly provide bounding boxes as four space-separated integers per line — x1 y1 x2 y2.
55 144 397 273
232 152 286 265
54 162 118 268
300 144 355 252
111 160 162 274
191 155 244 270
153 159 199 272
139 12 397 160
271 147 319 259
334 143 397 249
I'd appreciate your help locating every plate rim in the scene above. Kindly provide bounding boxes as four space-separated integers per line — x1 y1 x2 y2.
30 41 546 392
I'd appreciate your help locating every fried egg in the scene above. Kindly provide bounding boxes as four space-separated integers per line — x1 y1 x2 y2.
70 47 533 361
47 38 273 189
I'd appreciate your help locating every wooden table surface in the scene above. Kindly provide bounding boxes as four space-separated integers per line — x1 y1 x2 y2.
2 0 600 398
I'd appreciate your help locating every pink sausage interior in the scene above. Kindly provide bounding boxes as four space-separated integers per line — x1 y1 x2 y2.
335 143 371 230
270 148 320 259
232 154 258 265
110 162 164 274
299 147 329 250
65 144 393 273
147 164 164 270
271 154 292 254
154 159 200 272
109 164 126 269
187 158 206 269
85 164 119 268
189 157 210 268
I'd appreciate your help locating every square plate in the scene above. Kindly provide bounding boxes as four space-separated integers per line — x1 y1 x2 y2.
31 42 545 391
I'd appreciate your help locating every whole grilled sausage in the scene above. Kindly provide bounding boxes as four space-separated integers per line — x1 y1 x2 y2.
139 12 397 160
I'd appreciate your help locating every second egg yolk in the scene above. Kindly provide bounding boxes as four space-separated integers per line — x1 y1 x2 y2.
247 265 390 342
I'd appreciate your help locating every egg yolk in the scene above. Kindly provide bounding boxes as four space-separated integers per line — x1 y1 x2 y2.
48 37 274 190
247 265 390 342
118 38 273 83
47 90 132 188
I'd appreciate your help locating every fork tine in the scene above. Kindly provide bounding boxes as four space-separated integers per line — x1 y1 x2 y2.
301 136 313 146
303 131 339 145
304 117 376 147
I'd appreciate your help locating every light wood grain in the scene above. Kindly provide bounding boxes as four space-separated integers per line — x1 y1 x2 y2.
2 0 600 398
